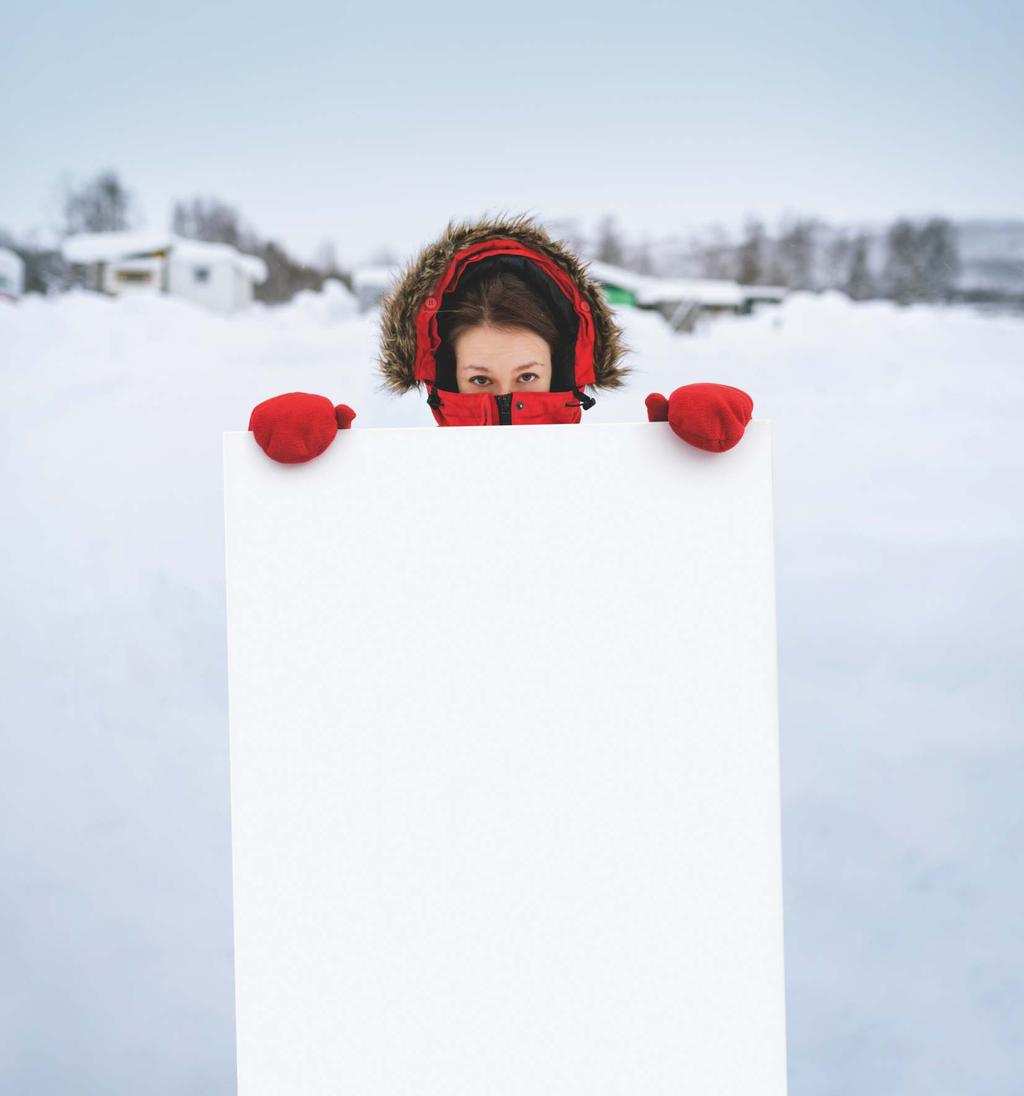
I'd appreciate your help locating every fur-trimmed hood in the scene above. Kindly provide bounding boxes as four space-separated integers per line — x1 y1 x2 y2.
376 212 631 397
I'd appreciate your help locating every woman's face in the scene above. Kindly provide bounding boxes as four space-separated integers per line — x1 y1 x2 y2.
454 324 552 395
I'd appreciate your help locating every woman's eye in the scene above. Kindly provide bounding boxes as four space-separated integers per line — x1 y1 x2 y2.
469 375 491 387
518 373 538 384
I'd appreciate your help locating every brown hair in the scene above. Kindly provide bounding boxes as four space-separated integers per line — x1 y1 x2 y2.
435 269 565 390
445 270 560 351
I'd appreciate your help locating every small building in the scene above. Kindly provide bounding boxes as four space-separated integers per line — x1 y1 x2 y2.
351 264 400 313
587 259 786 331
638 276 746 331
61 231 268 314
0 247 25 301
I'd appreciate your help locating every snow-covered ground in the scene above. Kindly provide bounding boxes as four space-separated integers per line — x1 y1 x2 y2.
2 287 1022 1094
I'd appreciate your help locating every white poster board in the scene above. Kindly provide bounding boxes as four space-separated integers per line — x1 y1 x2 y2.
223 420 786 1095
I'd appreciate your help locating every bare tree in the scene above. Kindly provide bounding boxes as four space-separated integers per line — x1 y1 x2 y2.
690 224 736 280
61 170 137 235
736 218 766 285
171 195 250 248
883 217 959 304
252 239 323 303
883 219 918 304
845 234 876 300
823 231 852 289
594 215 627 267
916 218 960 301
772 217 818 290
630 236 656 275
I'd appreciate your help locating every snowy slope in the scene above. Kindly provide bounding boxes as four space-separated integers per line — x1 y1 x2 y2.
1 289 1022 1095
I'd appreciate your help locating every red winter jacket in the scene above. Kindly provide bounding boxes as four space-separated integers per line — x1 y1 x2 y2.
249 213 752 462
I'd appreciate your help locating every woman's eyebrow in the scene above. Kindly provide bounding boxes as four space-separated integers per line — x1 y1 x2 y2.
462 361 546 371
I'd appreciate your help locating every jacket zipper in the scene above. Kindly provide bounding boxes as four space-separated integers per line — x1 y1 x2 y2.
494 392 513 425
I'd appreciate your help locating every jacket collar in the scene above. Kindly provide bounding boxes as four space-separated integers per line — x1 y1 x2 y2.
427 388 586 427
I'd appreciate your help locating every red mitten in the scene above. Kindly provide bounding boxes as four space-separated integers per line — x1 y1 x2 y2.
248 392 356 464
645 383 753 452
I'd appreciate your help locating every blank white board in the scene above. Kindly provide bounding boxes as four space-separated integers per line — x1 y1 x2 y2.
223 420 786 1095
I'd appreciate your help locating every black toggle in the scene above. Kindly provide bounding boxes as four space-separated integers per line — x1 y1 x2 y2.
573 386 597 411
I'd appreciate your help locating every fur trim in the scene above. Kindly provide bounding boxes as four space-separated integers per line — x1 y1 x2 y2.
376 212 632 394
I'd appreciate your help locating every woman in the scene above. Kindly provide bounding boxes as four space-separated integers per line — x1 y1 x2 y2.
249 213 753 461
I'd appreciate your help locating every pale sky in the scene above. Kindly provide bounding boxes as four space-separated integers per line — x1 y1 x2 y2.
2 0 1021 265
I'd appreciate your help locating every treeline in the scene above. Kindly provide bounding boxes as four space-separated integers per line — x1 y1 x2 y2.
586 214 963 305
0 168 986 308
1 170 350 304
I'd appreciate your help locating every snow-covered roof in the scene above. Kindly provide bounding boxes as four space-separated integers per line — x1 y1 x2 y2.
585 259 649 293
61 231 267 282
169 238 267 282
61 230 167 264
592 260 788 306
636 278 745 308
588 260 745 307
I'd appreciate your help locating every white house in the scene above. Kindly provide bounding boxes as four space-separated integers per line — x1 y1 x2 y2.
587 259 786 331
0 247 25 301
61 231 268 314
